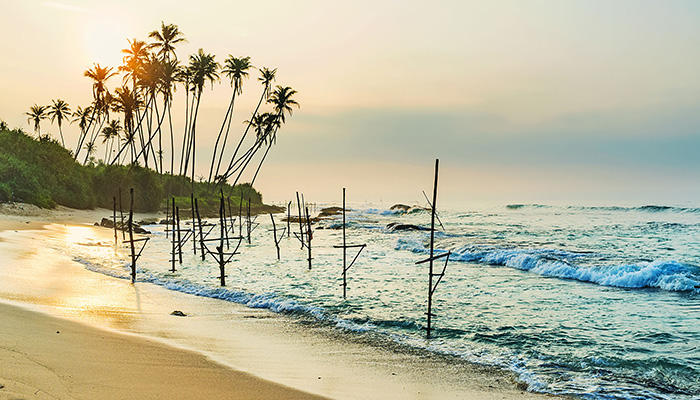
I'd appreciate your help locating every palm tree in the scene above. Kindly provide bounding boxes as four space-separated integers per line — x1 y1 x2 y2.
208 55 253 183
219 67 276 184
149 22 186 185
71 106 93 149
149 22 187 63
119 39 150 89
182 49 219 190
84 140 97 164
248 86 299 186
101 119 122 161
77 64 117 159
110 85 143 165
138 54 166 170
25 104 48 136
160 58 181 177
47 99 71 147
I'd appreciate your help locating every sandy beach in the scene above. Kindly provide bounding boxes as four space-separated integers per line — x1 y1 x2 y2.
0 203 563 400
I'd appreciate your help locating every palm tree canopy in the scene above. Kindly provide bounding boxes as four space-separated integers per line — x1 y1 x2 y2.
149 22 187 61
119 38 150 85
258 67 277 99
71 106 93 132
268 85 300 124
84 63 118 101
25 104 48 134
48 99 71 127
112 85 143 134
101 119 122 143
222 55 253 95
188 49 220 94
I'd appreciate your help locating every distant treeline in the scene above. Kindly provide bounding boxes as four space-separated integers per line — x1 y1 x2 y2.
0 127 264 213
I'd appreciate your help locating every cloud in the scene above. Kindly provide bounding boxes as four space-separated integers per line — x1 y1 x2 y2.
41 1 95 14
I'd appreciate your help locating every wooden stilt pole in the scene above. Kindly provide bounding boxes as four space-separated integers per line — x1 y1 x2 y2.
296 192 304 249
305 206 312 270
191 193 197 254
287 201 292 238
427 159 439 339
218 197 226 286
171 198 177 272
342 188 347 297
195 198 206 261
118 188 125 240
128 188 136 283
165 198 170 239
113 196 118 246
270 213 280 260
247 198 252 244
176 206 183 265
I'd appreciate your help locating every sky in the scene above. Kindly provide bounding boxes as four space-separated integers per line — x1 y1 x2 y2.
1 0 700 207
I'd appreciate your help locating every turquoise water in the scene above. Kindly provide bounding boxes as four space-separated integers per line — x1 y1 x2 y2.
68 203 700 399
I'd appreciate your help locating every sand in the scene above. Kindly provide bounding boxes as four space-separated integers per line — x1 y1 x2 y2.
0 203 565 400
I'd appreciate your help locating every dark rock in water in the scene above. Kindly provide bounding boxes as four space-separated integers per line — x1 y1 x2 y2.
390 204 411 212
138 218 159 225
100 217 115 228
159 219 173 225
133 225 150 234
386 222 429 231
318 207 346 218
94 222 99 226
171 310 187 317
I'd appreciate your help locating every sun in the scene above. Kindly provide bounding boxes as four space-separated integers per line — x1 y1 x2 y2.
83 17 132 68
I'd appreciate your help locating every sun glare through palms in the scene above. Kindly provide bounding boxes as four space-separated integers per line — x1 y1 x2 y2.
83 18 131 67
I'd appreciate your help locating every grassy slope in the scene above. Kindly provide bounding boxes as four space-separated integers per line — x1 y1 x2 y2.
0 127 280 215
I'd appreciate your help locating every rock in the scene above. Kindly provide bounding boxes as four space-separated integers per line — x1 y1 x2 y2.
386 222 429 231
170 310 187 317
138 218 159 225
100 217 115 228
159 219 173 225
390 204 411 212
318 207 346 218
133 225 151 234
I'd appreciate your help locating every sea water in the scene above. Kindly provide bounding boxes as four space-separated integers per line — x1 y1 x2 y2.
64 203 699 399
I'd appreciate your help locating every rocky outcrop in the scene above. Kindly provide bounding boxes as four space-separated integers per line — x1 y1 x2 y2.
97 217 150 234
386 222 429 231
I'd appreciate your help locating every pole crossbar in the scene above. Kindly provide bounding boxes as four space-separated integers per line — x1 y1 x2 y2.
415 251 450 265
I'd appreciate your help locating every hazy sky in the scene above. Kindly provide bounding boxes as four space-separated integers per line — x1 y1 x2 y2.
2 0 700 206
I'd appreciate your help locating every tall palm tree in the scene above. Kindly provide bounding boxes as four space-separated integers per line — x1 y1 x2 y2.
208 55 253 183
219 67 276 184
47 99 71 147
160 58 181 177
182 49 219 190
77 64 117 159
25 104 48 136
137 54 165 170
150 22 185 186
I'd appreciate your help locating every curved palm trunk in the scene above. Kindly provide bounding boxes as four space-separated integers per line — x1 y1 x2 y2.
75 106 98 160
207 91 236 183
219 86 268 184
249 139 274 187
58 125 65 147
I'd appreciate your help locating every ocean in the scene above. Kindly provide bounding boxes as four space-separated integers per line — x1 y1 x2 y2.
64 202 700 399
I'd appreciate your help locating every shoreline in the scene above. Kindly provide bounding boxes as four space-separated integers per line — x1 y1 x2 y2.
0 203 567 399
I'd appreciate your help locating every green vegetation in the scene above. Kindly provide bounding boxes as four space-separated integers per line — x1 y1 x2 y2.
0 126 271 214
